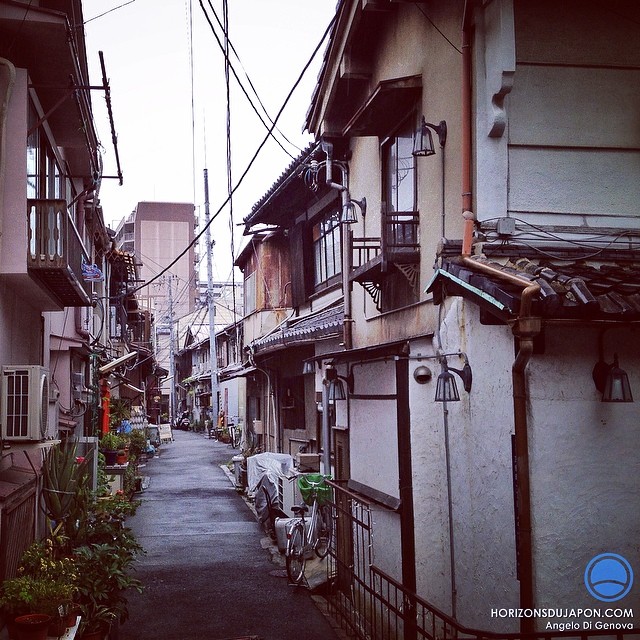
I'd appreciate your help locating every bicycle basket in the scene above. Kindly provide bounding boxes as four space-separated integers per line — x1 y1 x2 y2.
297 473 333 506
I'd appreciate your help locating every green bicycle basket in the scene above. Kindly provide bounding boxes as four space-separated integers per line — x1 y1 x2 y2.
297 473 333 506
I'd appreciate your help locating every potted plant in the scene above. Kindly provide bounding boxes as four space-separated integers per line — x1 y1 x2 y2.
100 432 123 466
5 535 79 636
77 602 117 640
0 574 74 639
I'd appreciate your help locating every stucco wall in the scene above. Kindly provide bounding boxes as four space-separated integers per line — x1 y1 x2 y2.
412 298 640 630
527 326 640 624
411 300 520 629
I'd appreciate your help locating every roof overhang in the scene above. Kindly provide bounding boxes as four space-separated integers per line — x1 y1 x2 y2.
342 75 422 138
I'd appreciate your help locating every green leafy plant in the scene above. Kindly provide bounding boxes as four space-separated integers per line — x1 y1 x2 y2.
42 442 92 540
100 431 123 451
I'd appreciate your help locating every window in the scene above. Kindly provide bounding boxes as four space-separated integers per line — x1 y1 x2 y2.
27 99 68 201
313 210 341 286
382 115 416 213
244 271 256 314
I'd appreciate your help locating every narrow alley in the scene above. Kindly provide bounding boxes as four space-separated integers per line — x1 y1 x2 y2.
119 431 341 640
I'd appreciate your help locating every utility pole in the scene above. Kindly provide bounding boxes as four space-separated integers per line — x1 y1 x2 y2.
204 168 219 426
168 274 176 425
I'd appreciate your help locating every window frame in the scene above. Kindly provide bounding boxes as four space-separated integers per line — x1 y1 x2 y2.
381 112 418 214
312 207 342 289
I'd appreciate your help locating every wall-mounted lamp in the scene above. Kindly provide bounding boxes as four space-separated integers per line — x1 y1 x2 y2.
592 353 633 403
412 117 447 157
302 360 316 375
328 379 346 401
434 355 472 403
325 363 354 400
410 352 472 401
341 197 367 224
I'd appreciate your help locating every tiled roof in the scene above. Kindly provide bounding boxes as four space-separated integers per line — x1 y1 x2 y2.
430 256 640 320
251 304 344 353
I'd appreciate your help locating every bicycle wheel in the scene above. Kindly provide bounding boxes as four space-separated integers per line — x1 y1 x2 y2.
286 523 306 584
314 504 333 558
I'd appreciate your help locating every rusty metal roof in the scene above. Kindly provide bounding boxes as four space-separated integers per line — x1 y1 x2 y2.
428 256 640 321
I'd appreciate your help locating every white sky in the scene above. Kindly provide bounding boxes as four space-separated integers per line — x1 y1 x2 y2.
82 0 336 282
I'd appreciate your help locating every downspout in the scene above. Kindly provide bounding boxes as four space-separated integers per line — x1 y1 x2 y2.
0 59 16 252
460 11 539 629
321 141 353 350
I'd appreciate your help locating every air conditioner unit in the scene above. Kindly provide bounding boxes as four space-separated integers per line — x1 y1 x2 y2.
1 365 49 441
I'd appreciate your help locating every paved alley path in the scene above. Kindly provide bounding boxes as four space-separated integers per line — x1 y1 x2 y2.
119 430 340 640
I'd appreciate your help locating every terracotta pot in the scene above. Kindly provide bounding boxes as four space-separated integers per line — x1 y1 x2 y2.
48 616 68 637
13 614 51 640
64 603 81 627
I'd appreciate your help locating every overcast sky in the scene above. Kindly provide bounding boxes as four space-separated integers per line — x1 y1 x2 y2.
82 0 336 282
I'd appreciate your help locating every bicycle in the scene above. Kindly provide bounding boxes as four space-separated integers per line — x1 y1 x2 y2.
285 473 334 584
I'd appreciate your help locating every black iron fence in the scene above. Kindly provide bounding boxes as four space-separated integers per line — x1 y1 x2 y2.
323 480 639 640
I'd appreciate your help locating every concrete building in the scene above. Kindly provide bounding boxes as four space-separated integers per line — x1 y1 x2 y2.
114 201 198 420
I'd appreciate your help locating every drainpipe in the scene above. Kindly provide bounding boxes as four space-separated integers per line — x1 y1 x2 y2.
0 59 16 251
321 141 353 350
460 12 539 629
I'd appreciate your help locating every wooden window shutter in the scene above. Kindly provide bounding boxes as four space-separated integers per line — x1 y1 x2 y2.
290 222 311 307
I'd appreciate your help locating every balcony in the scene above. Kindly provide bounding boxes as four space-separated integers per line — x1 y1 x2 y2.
349 212 420 311
27 199 91 307
351 211 419 277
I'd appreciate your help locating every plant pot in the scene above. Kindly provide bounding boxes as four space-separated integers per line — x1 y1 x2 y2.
13 614 51 640
116 450 128 464
64 603 81 628
102 449 118 465
48 616 68 637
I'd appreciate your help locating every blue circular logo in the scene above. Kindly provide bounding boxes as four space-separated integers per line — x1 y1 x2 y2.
584 553 634 602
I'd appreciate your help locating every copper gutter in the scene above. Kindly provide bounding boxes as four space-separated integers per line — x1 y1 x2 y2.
460 5 539 628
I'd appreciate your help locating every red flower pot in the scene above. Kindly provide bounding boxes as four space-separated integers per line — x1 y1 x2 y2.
13 614 51 640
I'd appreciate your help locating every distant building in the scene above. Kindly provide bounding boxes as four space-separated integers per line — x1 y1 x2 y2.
114 202 198 419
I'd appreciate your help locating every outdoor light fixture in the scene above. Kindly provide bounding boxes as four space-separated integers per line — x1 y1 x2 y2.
328 379 347 401
324 363 353 401
341 197 367 224
592 353 633 403
412 117 447 157
302 360 315 375
434 356 473 403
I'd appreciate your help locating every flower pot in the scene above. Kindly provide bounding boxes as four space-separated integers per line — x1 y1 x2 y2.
48 616 68 637
116 450 128 464
102 449 118 465
13 614 51 640
64 603 81 628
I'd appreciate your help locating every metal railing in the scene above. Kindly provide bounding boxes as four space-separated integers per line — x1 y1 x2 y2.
323 480 639 640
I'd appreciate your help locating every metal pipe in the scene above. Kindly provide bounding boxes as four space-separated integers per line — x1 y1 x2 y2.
460 256 540 628
321 377 331 473
461 24 475 256
321 141 353 349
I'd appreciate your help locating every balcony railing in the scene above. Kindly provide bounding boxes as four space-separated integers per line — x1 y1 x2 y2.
27 199 91 307
351 211 420 282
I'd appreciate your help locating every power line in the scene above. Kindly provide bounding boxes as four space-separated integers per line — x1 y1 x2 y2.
130 11 337 297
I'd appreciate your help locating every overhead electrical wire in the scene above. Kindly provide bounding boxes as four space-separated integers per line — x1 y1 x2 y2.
203 0 303 156
129 11 337 297
199 0 300 160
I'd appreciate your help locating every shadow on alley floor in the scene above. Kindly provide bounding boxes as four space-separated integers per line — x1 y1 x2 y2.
119 430 342 640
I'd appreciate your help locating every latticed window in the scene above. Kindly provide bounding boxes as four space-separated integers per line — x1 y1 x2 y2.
313 210 341 286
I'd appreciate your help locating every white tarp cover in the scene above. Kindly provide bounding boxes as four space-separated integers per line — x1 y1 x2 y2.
246 452 294 492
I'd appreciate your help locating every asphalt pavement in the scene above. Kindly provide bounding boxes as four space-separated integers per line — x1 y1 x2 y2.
118 429 341 640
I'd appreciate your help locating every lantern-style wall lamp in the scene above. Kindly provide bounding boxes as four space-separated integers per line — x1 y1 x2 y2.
592 353 634 403
412 117 447 157
410 352 472 402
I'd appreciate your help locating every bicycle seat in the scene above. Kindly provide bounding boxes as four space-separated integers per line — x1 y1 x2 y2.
291 504 309 515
